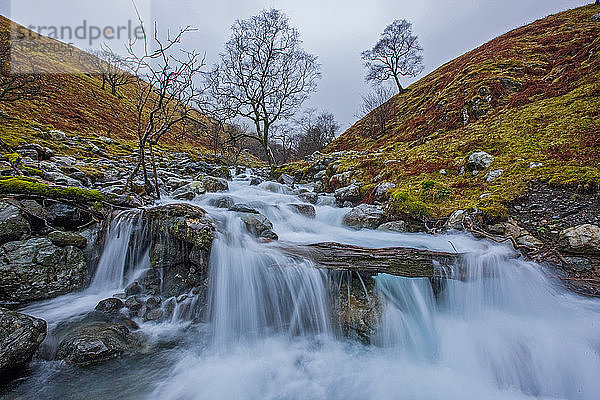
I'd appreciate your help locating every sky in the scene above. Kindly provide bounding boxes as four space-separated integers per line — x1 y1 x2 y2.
3 0 588 130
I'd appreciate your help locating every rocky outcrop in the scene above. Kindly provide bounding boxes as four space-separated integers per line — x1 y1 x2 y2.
0 238 88 306
559 224 600 254
342 204 385 230
0 308 47 374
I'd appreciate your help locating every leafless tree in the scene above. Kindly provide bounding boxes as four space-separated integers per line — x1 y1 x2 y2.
0 31 43 103
295 109 339 158
207 9 321 169
88 45 135 96
356 85 396 138
125 24 206 198
271 123 297 164
362 19 424 93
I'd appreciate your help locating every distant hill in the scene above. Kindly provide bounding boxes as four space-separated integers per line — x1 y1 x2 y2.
324 4 600 218
0 15 212 159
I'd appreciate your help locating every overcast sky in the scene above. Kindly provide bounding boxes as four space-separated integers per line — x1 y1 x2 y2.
4 0 588 130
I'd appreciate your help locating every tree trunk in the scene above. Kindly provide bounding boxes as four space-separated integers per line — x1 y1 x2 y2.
393 75 403 93
148 144 161 199
274 242 463 279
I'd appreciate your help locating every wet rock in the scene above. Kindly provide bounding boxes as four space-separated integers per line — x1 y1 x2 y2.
374 182 396 201
124 297 143 312
171 181 207 200
466 151 494 171
334 184 361 205
564 256 593 272
208 196 235 209
143 308 163 322
0 200 31 245
559 224 600 254
55 319 145 366
278 173 294 186
0 308 47 374
124 282 142 297
194 174 229 192
298 192 318 204
48 230 87 249
95 298 125 314
342 204 385 230
313 181 325 193
145 296 162 309
229 204 260 214
288 203 316 218
377 221 407 232
45 202 92 230
249 177 262 186
240 213 278 240
0 238 88 305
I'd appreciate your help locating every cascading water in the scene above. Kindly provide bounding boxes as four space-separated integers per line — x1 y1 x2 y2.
6 177 600 400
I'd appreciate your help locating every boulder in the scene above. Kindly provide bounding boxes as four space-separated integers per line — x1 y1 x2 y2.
559 224 600 254
334 184 361 205
298 192 318 205
0 238 88 305
329 171 353 191
0 308 46 374
287 203 316 218
240 212 278 240
48 230 87 249
0 200 31 245
377 221 407 232
249 177 262 186
194 175 229 192
444 210 468 231
374 182 396 201
208 196 235 209
171 181 206 200
229 204 260 214
342 204 385 230
45 202 92 230
466 151 494 171
484 169 503 182
95 298 125 314
55 319 145 366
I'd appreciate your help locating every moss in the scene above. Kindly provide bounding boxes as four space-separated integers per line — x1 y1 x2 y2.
2 153 21 165
479 204 509 224
0 177 107 203
21 167 45 178
388 191 432 218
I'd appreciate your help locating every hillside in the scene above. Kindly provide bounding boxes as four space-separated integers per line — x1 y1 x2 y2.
0 15 214 161
320 4 600 219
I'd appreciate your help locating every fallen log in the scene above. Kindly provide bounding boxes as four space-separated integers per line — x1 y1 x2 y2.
274 242 463 279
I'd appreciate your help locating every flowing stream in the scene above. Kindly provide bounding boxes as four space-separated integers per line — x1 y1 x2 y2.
6 176 600 400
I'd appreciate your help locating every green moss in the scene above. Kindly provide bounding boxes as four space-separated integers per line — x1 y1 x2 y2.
388 191 432 218
20 167 45 178
0 177 107 202
2 153 20 165
479 204 509 224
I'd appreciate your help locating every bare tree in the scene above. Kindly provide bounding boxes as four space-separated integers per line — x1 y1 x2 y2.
356 85 395 138
125 24 206 198
207 9 321 169
88 45 135 96
295 109 339 158
0 32 43 103
362 19 424 93
271 123 297 164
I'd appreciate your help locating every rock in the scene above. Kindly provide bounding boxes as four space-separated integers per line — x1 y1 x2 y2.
334 184 361 205
484 169 503 182
171 181 206 200
49 130 67 141
466 151 494 171
592 13 600 22
240 213 278 240
0 238 88 305
298 192 318 204
143 308 163 322
329 171 353 191
374 182 396 201
559 224 600 254
377 221 407 232
95 298 125 314
145 296 162 309
564 256 593 272
0 308 47 374
444 210 468 231
48 230 87 249
288 203 316 218
17 149 39 161
124 282 142 297
342 204 385 230
0 200 31 245
314 170 326 180
229 204 260 214
45 202 92 230
55 320 145 366
208 196 235 209
195 175 229 192
278 173 294 186
249 177 262 186
529 162 543 169
516 234 543 248
313 181 325 193
124 297 143 312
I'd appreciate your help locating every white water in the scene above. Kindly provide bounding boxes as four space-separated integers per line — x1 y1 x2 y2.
9 177 600 400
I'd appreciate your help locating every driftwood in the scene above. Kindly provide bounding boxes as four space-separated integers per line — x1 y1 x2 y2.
275 242 463 279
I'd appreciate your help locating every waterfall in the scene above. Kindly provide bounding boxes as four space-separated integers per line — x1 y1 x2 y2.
12 179 600 400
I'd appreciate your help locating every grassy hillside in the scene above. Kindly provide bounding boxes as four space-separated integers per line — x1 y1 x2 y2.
324 4 600 219
0 15 213 160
